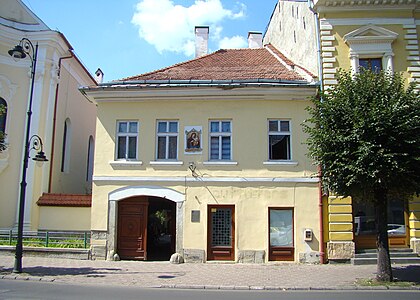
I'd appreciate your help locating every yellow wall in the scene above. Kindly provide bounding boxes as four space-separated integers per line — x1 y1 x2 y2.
90 89 320 261
38 206 91 231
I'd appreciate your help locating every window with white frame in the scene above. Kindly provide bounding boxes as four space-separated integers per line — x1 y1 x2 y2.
157 120 178 160
116 121 138 160
209 120 231 160
344 25 397 75
268 120 291 160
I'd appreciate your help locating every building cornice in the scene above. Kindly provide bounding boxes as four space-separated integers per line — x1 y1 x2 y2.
314 0 419 12
80 84 317 104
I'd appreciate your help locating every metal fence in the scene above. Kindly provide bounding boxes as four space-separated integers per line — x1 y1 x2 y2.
0 230 90 249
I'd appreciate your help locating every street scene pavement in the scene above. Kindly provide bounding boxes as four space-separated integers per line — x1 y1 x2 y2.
1 254 420 290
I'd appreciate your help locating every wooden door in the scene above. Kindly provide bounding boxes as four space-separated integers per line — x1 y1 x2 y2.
207 205 235 261
117 198 148 260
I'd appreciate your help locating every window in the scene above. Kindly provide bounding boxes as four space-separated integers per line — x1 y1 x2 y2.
209 120 231 160
116 121 138 160
0 98 7 134
86 135 94 182
269 208 294 261
61 118 71 172
344 25 397 75
156 120 178 160
359 58 382 73
268 120 291 160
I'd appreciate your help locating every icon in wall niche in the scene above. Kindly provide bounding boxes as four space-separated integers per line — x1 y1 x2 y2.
185 126 202 154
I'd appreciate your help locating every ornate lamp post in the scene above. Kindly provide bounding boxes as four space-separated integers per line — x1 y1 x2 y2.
8 38 48 273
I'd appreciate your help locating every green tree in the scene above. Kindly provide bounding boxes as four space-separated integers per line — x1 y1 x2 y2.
304 70 420 282
0 104 6 152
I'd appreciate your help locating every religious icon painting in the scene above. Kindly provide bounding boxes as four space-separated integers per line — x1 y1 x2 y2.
185 126 202 154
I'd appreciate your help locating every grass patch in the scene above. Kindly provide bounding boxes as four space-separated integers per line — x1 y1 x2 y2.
356 278 419 288
0 238 88 249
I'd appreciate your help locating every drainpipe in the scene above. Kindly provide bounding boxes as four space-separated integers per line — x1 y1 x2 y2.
309 0 325 264
308 0 323 93
48 52 74 193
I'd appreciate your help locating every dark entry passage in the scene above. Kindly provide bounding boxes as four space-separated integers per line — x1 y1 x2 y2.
147 197 176 261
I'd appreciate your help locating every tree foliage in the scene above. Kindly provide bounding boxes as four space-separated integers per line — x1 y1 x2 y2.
304 70 420 200
304 70 420 282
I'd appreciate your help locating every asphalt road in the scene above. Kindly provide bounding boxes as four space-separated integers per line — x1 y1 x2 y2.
0 280 420 300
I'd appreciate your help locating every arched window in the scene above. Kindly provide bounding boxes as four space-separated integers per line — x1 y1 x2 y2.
0 98 7 134
61 118 71 172
86 135 94 182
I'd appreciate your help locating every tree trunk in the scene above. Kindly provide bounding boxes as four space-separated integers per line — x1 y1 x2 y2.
375 188 393 282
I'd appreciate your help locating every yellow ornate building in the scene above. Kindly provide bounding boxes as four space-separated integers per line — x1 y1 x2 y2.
265 0 420 261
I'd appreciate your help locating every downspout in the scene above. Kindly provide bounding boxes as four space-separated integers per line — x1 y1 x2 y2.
48 52 74 193
309 0 323 93
309 0 325 264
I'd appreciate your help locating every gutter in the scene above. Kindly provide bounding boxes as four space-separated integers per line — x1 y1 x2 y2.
309 0 325 264
308 0 324 93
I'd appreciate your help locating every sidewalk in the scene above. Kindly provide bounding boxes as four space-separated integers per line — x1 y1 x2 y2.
1 254 420 290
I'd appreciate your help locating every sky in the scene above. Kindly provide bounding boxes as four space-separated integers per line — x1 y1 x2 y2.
22 0 279 82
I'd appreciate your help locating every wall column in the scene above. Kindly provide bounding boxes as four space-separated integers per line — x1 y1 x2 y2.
326 196 355 262
409 196 420 254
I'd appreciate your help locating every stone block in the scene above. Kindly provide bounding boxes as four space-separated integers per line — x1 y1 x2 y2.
237 250 265 263
183 249 205 263
411 239 420 254
299 252 320 264
90 245 107 260
327 241 355 260
170 253 184 264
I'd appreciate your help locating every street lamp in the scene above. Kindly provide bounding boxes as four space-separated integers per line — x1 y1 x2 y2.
9 38 48 273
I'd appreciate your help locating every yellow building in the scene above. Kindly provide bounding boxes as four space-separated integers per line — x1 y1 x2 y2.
264 0 420 261
0 0 97 233
81 29 322 263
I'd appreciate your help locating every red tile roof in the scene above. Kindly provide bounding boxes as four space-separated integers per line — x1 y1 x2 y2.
37 193 92 207
121 44 312 82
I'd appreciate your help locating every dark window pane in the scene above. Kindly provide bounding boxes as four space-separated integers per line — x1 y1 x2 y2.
169 122 178 133
117 136 126 159
360 58 382 73
222 121 230 132
118 122 127 133
210 137 219 159
221 136 231 159
158 122 166 133
269 135 290 160
210 121 219 133
168 136 177 159
157 136 166 159
0 98 6 133
211 208 232 246
128 137 137 159
269 120 278 132
129 122 138 133
280 121 290 132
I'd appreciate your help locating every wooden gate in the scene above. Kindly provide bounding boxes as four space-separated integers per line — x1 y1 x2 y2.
117 197 149 260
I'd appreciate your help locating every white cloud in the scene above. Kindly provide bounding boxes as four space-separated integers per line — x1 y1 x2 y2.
131 0 246 56
218 35 247 49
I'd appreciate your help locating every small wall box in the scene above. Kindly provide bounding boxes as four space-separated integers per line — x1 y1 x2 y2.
304 229 313 241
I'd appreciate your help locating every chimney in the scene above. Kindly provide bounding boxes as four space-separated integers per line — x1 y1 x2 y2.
95 68 104 84
248 31 263 49
195 26 209 57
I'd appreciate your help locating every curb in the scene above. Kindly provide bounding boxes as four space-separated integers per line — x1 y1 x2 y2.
2 274 419 291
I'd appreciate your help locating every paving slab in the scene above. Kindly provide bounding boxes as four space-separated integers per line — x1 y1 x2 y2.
0 254 419 290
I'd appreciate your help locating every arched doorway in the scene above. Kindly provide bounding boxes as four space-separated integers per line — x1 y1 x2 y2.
108 186 184 261
117 196 176 261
